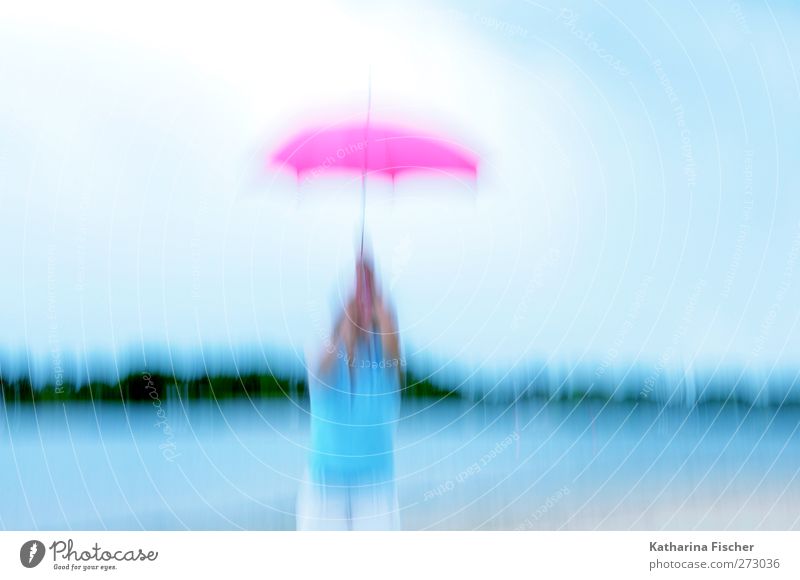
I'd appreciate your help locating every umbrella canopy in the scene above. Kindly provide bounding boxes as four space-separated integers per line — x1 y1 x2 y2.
270 121 478 181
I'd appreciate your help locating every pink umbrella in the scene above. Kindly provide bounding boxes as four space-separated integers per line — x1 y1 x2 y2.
270 121 478 182
269 117 478 256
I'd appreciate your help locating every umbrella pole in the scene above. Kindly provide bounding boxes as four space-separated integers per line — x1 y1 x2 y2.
359 69 375 372
360 68 372 260
359 179 366 258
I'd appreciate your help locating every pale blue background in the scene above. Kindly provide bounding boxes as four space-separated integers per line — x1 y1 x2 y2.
0 0 798 396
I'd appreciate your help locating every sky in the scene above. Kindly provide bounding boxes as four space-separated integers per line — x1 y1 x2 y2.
1 0 799 386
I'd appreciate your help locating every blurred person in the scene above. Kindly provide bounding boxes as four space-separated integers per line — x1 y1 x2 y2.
296 253 403 530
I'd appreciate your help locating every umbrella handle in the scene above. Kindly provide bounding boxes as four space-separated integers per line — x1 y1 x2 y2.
359 180 366 259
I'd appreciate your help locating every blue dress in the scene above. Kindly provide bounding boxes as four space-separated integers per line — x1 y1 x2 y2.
297 333 402 530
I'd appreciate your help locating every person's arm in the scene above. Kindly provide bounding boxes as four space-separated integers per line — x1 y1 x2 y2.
373 295 400 368
318 297 359 376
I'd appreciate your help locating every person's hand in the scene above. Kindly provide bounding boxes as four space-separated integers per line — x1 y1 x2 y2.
354 255 376 327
